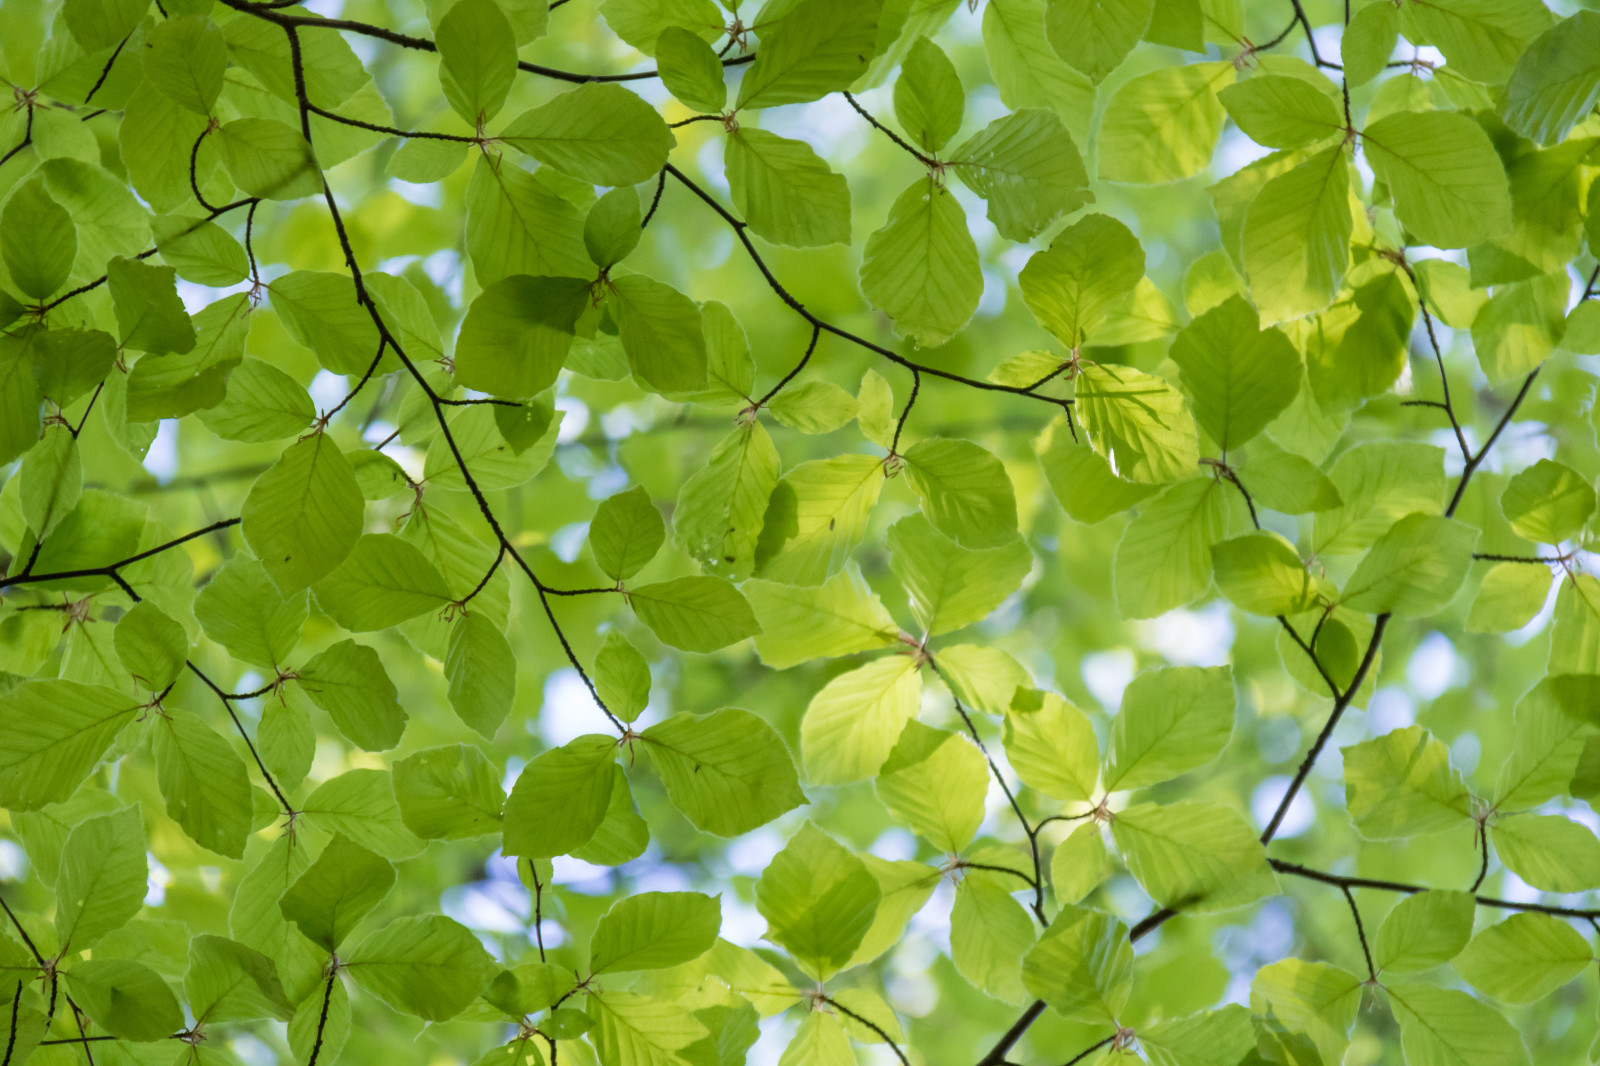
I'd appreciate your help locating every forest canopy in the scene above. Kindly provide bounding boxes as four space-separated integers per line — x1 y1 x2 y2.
3 0 1600 1063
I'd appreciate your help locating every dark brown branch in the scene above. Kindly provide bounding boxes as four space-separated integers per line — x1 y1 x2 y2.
0 519 242 591
215 0 754 84
842 91 936 168
821 996 911 1066
662 164 1073 413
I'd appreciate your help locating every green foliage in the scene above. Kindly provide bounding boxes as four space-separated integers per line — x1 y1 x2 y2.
3 0 1600 1061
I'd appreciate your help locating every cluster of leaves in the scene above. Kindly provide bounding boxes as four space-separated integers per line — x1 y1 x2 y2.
6 0 1600 1062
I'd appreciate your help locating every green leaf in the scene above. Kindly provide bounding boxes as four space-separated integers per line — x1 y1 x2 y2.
393 744 505 840
446 612 518 738
589 990 705 1065
1361 110 1512 250
1467 561 1551 634
1342 726 1473 840
197 359 316 442
109 256 196 356
242 433 365 594
1405 0 1552 84
2 179 76 299
1472 272 1567 385
1098 62 1233 183
901 437 1018 548
1500 459 1595 544
726 128 852 248
56 806 147 953
1044 0 1151 83
590 486 666 582
185 935 294 1025
465 156 589 285
1341 513 1478 617
1502 12 1600 146
755 453 885 584
1037 420 1158 523
1019 214 1144 348
1550 573 1600 676
767 381 857 434
301 768 422 859
1237 439 1341 514
63 958 182 1041
346 915 495 1021
63 0 147 51
1250 959 1362 1066
1051 822 1110 905
1218 74 1342 150
610 274 709 393
19 423 81 541
983 0 1096 146
859 176 981 347
1103 665 1233 792
1211 531 1325 616
153 710 253 858
1242 146 1353 325
144 16 227 115
455 276 588 399
949 109 1091 242
674 423 780 581
194 553 307 669
888 514 1030 636
590 892 721 973
1493 679 1588 813
503 735 618 857
125 292 249 421
423 403 564 491
1004 690 1098 802
1169 295 1301 450
215 118 322 200
1313 442 1445 557
1454 913 1593 1004
641 707 807 835
222 7 371 108
735 0 881 109
570 768 645 863
1110 799 1276 912
628 575 759 653
937 643 1032 714
656 26 726 112
280 833 397 950
501 84 674 185
594 631 651 722
0 680 140 811
1139 1007 1255 1066
1387 983 1531 1066
585 186 643 269
755 823 881 979
874 721 987 851
1492 813 1600 893
1372 891 1474 975
268 271 381 376
1114 476 1234 618
437 0 518 125
801 654 923 785
1074 363 1200 484
894 37 963 152
950 871 1035 1005
299 639 408 751
314 533 454 631
110 601 185 693
1020 906 1132 1023
746 569 899 669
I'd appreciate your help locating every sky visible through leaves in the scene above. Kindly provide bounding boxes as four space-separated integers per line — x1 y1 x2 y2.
5 0 1600 1064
